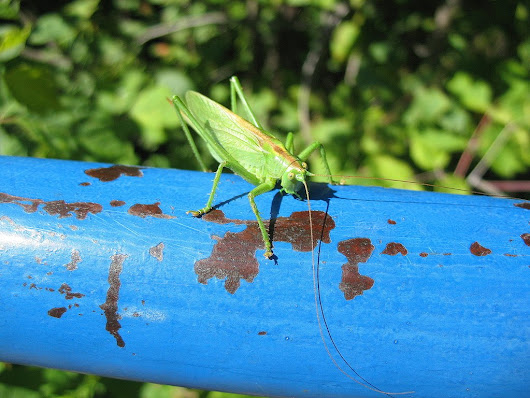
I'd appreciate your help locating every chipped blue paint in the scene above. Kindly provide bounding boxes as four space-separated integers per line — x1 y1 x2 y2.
0 155 528 397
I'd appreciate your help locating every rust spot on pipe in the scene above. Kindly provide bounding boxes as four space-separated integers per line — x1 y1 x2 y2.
514 202 530 210
0 192 102 219
48 307 67 318
337 238 375 300
470 242 491 256
58 283 84 299
196 210 335 294
382 242 408 256
110 200 126 207
387 219 396 225
85 165 143 182
43 200 102 219
0 192 42 213
64 249 81 271
521 233 530 247
149 242 164 261
100 254 127 348
128 202 174 219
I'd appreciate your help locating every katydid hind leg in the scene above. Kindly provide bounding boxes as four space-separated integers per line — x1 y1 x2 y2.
285 132 295 153
188 161 227 217
172 96 209 172
247 178 276 258
229 76 263 130
297 141 335 185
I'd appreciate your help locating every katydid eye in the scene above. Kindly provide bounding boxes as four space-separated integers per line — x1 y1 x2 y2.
288 172 294 180
301 162 307 169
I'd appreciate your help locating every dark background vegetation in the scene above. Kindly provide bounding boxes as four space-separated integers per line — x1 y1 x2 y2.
0 0 528 396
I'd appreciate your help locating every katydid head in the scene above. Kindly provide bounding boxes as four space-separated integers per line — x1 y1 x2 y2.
280 161 308 195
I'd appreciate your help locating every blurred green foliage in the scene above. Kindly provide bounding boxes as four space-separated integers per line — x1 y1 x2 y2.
0 0 529 396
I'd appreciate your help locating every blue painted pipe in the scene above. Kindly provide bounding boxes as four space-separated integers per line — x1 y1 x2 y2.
0 155 528 397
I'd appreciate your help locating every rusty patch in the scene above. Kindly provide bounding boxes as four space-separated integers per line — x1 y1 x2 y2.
470 242 492 256
387 219 396 225
85 165 143 182
382 242 408 256
48 307 67 318
128 202 174 219
1 192 42 213
100 254 127 348
419 252 429 257
64 249 81 271
521 233 530 247
514 202 530 210
258 331 267 335
80 182 91 186
43 200 102 219
196 210 335 294
110 200 126 207
504 253 517 257
0 192 103 220
149 242 164 261
337 238 375 300
59 283 84 299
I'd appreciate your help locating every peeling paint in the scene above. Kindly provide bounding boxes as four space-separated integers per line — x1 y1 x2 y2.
128 202 174 219
382 242 408 256
64 249 81 271
387 219 397 225
258 331 267 335
0 192 102 219
521 233 530 247
470 242 492 256
514 202 530 210
48 307 67 318
337 238 375 300
100 254 127 348
85 165 144 182
79 182 91 186
110 200 126 207
43 200 102 219
59 283 84 299
196 210 335 294
419 252 429 257
149 242 164 261
85 165 143 182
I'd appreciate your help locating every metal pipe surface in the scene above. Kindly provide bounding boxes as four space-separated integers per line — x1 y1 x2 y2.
0 155 528 397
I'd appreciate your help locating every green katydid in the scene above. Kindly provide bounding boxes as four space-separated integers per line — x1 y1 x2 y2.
171 75 334 259
171 77 412 396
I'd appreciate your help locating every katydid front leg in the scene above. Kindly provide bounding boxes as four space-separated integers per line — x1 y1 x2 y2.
247 178 277 259
188 161 227 216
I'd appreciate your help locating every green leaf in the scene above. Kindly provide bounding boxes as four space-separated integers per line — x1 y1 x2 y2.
410 129 467 170
0 0 19 19
446 72 492 113
29 13 76 46
0 24 30 62
403 87 451 126
330 19 360 63
64 0 100 19
365 154 420 190
4 64 61 113
129 85 179 148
